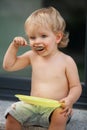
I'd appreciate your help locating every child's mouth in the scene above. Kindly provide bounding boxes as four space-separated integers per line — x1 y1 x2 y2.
34 46 45 51
33 45 45 51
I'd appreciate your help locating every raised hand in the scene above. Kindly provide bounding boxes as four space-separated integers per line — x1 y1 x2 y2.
13 36 28 47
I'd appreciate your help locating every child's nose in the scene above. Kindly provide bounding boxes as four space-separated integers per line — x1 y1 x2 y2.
35 37 41 44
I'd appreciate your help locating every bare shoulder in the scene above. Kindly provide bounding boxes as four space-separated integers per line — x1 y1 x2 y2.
61 52 77 66
59 52 78 74
23 50 38 63
22 50 35 58
61 53 79 78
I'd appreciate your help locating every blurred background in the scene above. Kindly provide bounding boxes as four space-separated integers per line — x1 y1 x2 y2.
0 0 86 82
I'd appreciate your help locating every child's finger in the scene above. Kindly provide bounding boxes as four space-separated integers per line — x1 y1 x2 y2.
13 37 28 46
59 101 66 109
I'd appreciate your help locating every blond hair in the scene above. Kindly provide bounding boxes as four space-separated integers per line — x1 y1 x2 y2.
25 7 69 48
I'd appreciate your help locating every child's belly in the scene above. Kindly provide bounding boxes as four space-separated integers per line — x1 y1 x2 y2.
30 84 68 100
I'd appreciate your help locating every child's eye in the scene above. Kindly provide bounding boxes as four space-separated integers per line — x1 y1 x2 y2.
41 35 47 38
30 36 36 40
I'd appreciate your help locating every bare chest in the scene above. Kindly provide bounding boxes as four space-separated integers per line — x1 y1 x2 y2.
32 58 66 80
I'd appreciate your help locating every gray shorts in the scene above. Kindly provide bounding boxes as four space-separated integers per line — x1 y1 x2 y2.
5 101 71 128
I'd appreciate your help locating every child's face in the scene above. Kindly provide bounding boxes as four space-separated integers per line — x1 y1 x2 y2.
26 25 61 57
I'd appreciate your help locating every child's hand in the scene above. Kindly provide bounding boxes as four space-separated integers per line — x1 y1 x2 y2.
59 98 73 117
13 37 28 47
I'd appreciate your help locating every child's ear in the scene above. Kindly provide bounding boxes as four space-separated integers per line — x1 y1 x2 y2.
56 32 63 43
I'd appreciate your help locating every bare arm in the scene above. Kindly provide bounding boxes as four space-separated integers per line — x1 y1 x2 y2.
66 56 82 105
3 37 31 71
60 56 82 115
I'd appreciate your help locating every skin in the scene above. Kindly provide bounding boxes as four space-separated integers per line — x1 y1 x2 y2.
3 25 82 130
